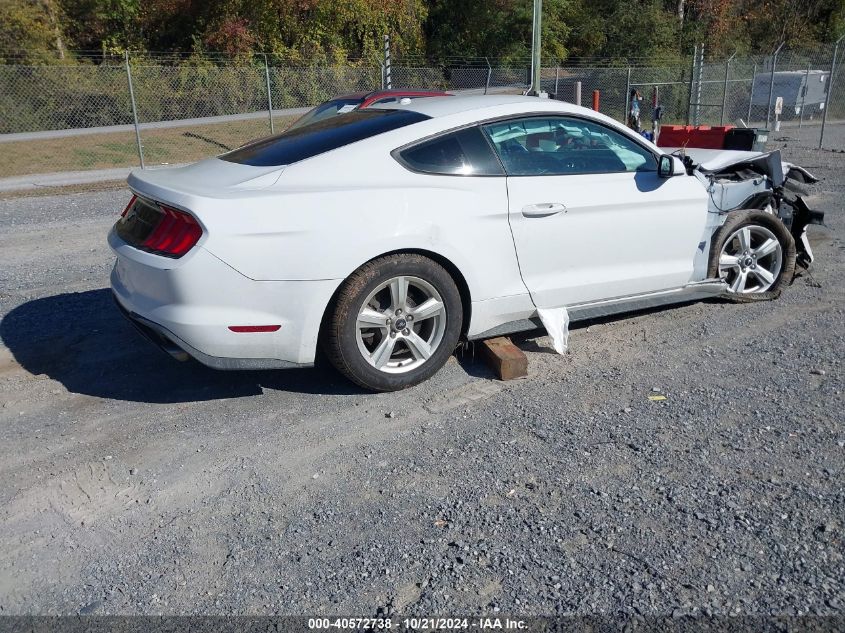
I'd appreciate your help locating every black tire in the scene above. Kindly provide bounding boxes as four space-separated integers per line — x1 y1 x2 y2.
707 210 796 303
323 254 463 392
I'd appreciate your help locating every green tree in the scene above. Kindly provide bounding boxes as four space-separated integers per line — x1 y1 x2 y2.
24 0 845 66
424 0 571 64
59 0 142 52
0 0 66 62
738 0 845 52
181 0 427 63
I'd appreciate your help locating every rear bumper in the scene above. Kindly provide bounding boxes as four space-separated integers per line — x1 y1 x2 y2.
109 230 341 368
113 296 303 369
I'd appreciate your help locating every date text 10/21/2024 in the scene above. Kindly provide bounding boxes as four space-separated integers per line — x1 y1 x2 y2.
307 617 528 630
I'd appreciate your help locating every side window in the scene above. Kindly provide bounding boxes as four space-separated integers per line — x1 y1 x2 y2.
397 126 504 176
482 116 657 177
373 97 398 105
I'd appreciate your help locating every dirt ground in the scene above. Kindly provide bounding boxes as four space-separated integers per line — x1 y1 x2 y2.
0 137 843 618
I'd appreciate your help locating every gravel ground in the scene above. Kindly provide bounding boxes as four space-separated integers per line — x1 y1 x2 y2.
0 134 843 619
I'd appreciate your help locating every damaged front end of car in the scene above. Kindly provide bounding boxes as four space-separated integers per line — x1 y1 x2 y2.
685 148 825 268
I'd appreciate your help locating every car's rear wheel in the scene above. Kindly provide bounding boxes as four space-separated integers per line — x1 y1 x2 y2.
323 254 463 391
707 211 796 302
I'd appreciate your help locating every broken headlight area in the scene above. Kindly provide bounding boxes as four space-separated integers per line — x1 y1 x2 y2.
697 149 824 268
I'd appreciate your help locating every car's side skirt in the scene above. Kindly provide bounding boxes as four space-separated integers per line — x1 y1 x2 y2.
467 279 728 340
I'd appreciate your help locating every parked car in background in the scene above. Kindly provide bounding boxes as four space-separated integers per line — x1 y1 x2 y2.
288 89 452 130
109 96 822 391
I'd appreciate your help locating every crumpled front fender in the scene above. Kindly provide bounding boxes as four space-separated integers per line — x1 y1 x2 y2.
786 195 825 267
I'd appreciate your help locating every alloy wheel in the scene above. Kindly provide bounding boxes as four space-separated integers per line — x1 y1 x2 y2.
718 225 783 294
355 275 447 374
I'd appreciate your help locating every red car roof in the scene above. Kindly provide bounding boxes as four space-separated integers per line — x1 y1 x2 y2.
332 89 452 108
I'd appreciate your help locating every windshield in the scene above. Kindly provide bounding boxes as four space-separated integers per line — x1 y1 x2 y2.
288 97 364 130
222 109 431 167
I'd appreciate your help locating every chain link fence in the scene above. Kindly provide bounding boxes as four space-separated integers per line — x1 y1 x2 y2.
0 44 843 179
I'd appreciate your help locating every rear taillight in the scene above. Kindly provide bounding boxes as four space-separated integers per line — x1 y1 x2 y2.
115 196 203 258
141 206 202 258
120 195 137 217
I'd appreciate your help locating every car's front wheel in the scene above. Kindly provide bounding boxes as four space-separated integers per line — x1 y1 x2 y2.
323 254 463 391
707 210 796 302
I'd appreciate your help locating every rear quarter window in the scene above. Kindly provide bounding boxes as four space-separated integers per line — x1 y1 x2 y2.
396 126 504 176
222 109 430 167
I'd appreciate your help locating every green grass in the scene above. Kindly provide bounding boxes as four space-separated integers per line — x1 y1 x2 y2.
1 116 296 178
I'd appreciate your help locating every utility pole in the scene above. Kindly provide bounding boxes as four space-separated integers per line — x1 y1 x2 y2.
530 0 542 95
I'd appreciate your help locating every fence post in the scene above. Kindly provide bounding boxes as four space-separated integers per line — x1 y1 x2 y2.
574 80 582 107
624 67 632 123
124 51 144 169
484 57 492 95
530 0 542 94
554 66 559 97
383 35 392 89
720 52 735 126
687 45 697 125
747 63 757 123
765 42 784 129
263 53 274 135
820 35 844 150
694 45 704 125
798 62 811 135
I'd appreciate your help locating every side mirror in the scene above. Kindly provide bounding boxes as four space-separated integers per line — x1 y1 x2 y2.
658 154 675 178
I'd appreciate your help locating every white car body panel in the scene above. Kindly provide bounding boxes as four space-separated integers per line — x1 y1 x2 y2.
679 148 763 172
109 95 815 371
110 235 337 365
125 153 533 344
506 170 709 308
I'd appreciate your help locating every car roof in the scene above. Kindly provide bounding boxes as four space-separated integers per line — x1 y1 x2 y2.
366 89 451 97
215 93 663 178
332 92 369 100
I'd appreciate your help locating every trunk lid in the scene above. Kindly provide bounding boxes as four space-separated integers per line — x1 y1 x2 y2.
126 159 285 204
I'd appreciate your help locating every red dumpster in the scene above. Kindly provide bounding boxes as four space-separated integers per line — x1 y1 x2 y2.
657 125 735 149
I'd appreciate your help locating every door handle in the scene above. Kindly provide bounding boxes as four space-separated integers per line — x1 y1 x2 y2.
522 203 566 218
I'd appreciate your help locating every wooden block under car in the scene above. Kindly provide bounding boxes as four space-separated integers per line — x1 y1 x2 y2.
480 337 528 381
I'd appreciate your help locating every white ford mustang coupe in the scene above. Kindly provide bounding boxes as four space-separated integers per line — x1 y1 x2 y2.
109 95 822 391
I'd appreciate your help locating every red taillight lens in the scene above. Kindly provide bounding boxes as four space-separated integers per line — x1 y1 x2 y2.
228 325 282 333
141 206 202 258
120 194 137 217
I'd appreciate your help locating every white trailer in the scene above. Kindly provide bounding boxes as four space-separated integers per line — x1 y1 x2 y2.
751 70 830 118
